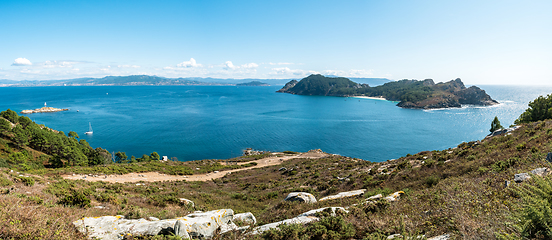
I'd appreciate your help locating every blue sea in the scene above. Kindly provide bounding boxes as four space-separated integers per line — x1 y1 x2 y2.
1 85 552 162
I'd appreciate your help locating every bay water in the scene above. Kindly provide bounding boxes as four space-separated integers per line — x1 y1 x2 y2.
1 85 551 162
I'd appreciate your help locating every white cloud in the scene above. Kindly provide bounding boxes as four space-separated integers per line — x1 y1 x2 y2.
41 60 81 68
118 65 140 68
269 62 294 65
348 69 374 77
223 61 258 70
224 61 236 70
12 58 32 66
177 58 202 68
269 67 319 77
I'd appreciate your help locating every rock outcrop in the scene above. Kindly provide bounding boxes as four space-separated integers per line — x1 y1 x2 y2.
73 209 234 240
318 189 366 202
297 207 348 217
514 167 550 183
276 80 298 93
284 192 317 203
251 216 319 235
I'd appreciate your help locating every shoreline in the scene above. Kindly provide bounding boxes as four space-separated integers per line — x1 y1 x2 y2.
350 96 389 101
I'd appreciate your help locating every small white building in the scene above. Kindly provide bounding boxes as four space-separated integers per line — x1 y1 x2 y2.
162 156 168 161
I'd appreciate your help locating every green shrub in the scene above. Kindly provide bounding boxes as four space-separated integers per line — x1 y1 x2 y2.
503 175 552 239
516 143 526 151
0 176 13 186
424 175 440 187
363 199 390 214
16 176 34 186
262 222 306 240
492 157 520 172
58 190 91 208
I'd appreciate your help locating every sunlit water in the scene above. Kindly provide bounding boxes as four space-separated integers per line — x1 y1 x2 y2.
1 85 551 162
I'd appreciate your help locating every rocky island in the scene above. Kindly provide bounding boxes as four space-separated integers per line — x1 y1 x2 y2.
277 74 498 109
20 104 69 114
236 81 270 86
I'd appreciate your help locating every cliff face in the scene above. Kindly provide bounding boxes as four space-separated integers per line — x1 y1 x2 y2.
457 86 499 106
277 75 498 109
276 80 298 93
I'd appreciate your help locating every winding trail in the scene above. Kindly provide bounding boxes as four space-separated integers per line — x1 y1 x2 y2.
63 152 328 183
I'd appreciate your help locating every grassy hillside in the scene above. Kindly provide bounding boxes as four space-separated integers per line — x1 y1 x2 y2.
1 95 552 239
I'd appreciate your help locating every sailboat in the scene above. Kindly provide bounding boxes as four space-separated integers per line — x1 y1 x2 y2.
85 122 93 135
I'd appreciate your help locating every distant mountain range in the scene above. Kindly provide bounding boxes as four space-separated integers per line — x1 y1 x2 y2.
0 75 391 87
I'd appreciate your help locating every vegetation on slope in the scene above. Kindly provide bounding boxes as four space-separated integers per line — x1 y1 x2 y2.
0 93 552 239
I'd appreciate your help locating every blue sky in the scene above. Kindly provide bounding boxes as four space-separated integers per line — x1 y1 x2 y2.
1 0 551 85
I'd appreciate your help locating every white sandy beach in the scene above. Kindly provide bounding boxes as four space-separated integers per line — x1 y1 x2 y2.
351 96 388 101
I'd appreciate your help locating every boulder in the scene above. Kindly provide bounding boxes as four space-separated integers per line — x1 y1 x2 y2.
318 189 366 202
297 207 348 217
284 192 317 203
179 198 195 207
384 191 404 202
73 209 234 240
174 220 191 239
233 212 257 225
251 216 319 235
514 168 550 183
366 194 383 201
514 173 530 183
428 233 451 240
531 167 549 176
387 233 403 239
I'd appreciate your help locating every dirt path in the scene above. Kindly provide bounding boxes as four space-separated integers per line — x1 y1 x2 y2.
63 151 328 183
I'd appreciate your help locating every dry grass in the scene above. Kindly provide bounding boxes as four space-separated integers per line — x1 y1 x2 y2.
0 120 552 239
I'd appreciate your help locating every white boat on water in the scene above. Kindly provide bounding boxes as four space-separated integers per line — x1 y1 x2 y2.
85 122 93 135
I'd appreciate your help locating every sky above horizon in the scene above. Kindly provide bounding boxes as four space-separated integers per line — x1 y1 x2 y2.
1 1 551 85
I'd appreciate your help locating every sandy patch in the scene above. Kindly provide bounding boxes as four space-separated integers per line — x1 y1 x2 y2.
63 152 328 183
351 96 388 101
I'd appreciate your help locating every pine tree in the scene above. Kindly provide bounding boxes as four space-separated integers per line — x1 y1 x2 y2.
490 116 504 133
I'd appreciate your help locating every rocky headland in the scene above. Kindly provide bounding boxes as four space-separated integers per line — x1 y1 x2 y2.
277 74 498 109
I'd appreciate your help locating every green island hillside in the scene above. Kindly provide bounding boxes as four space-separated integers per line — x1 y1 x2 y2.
1 94 552 239
277 75 498 109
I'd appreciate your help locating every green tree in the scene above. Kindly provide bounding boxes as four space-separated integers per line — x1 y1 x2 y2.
0 109 19 124
68 131 80 139
490 116 504 133
515 94 552 124
0 118 10 132
12 125 29 146
150 152 160 161
115 151 127 163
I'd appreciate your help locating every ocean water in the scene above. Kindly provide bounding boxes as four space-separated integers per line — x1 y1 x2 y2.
1 85 552 162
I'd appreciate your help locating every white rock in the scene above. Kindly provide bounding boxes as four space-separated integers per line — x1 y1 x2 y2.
233 212 257 225
174 220 191 239
179 198 195 207
384 191 404 202
73 209 233 240
319 189 366 202
297 207 348 217
387 233 402 239
366 194 383 201
284 192 317 203
428 233 451 240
